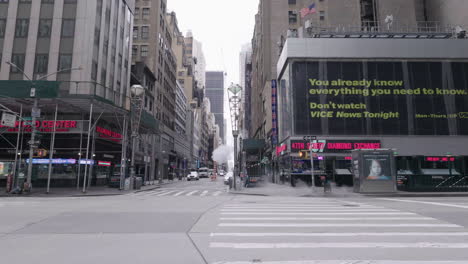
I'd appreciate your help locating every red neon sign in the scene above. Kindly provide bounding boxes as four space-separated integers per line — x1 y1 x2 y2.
276 144 287 155
426 157 455 162
0 120 78 133
96 126 122 143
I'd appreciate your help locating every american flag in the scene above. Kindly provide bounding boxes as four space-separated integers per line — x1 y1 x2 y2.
300 3 316 18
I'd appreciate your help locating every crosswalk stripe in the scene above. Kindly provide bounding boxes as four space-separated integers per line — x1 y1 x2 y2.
210 242 468 249
219 217 436 221
380 198 468 209
221 209 401 212
155 190 178 196
212 261 468 264
223 206 382 209
218 223 461 228
200 190 209 196
221 212 416 216
210 232 468 237
185 190 199 196
173 191 187 196
213 191 222 196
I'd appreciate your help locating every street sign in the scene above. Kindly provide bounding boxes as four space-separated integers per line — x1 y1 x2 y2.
1 112 16 127
303 135 317 141
32 107 41 118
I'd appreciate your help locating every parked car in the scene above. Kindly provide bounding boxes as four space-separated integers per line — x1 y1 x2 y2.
198 167 209 178
187 171 199 181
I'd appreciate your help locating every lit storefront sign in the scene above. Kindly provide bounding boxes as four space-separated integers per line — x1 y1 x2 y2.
98 161 112 166
0 120 84 133
426 157 455 162
291 140 381 153
271 80 278 146
96 126 123 143
276 143 287 156
79 159 95 165
26 159 77 164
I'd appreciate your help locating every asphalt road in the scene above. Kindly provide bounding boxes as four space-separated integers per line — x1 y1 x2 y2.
1 179 468 264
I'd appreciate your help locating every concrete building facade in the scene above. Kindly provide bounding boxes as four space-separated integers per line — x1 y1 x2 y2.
0 0 145 188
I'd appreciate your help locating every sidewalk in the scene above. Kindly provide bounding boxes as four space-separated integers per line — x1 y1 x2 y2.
230 181 468 198
0 179 174 198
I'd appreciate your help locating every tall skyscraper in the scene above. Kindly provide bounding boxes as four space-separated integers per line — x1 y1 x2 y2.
205 71 225 143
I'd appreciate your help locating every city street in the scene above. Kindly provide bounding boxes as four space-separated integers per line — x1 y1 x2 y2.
1 180 468 263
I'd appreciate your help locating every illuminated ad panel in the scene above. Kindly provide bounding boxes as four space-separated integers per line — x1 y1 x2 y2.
291 61 468 135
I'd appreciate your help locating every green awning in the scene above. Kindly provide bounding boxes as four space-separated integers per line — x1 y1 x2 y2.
0 80 59 98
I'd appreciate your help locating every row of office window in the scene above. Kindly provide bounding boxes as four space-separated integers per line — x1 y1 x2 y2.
132 45 148 58
0 18 75 38
9 53 72 74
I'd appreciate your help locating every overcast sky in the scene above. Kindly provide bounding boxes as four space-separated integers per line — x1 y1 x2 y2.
168 0 259 153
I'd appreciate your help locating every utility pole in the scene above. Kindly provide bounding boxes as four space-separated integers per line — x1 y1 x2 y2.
228 83 242 190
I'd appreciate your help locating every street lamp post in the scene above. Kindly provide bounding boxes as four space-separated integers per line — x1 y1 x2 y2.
130 84 145 189
227 83 242 190
6 62 81 192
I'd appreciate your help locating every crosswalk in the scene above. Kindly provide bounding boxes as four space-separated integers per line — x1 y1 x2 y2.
129 188 226 197
207 199 468 263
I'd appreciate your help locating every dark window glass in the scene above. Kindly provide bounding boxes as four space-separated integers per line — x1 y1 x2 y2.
141 26 149 39
133 26 138 39
42 0 54 3
0 19 6 37
91 60 98 81
10 54 25 73
61 19 75 38
288 0 296 4
34 54 49 74
38 19 52 38
142 8 150 20
58 54 72 71
64 0 77 3
15 19 29 38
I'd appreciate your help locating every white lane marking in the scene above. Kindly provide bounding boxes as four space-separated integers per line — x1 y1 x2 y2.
223 206 382 209
185 190 199 196
210 232 468 237
219 217 436 221
173 191 187 196
226 203 344 207
155 190 178 196
380 198 468 209
210 242 468 249
218 223 461 228
212 191 222 196
221 209 401 212
200 190 209 196
144 190 167 196
221 212 417 216
211 261 468 264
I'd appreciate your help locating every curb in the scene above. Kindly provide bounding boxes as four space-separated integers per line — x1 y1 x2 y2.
228 191 269 196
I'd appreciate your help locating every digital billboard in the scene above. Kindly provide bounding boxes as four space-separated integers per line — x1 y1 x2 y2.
290 61 468 135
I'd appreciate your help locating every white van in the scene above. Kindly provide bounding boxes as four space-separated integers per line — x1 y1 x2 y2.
198 167 209 178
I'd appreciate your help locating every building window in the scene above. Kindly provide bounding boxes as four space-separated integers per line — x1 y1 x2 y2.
134 8 139 19
10 54 25 73
38 19 52 38
140 45 148 57
34 54 49 74
91 60 98 81
142 8 150 20
320 10 325 21
0 0 9 3
288 0 296 4
15 19 29 38
141 26 149 39
133 26 138 39
132 45 138 58
58 54 72 71
288 11 297 24
19 0 31 2
64 0 77 3
61 19 75 37
42 0 54 3
0 19 6 37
